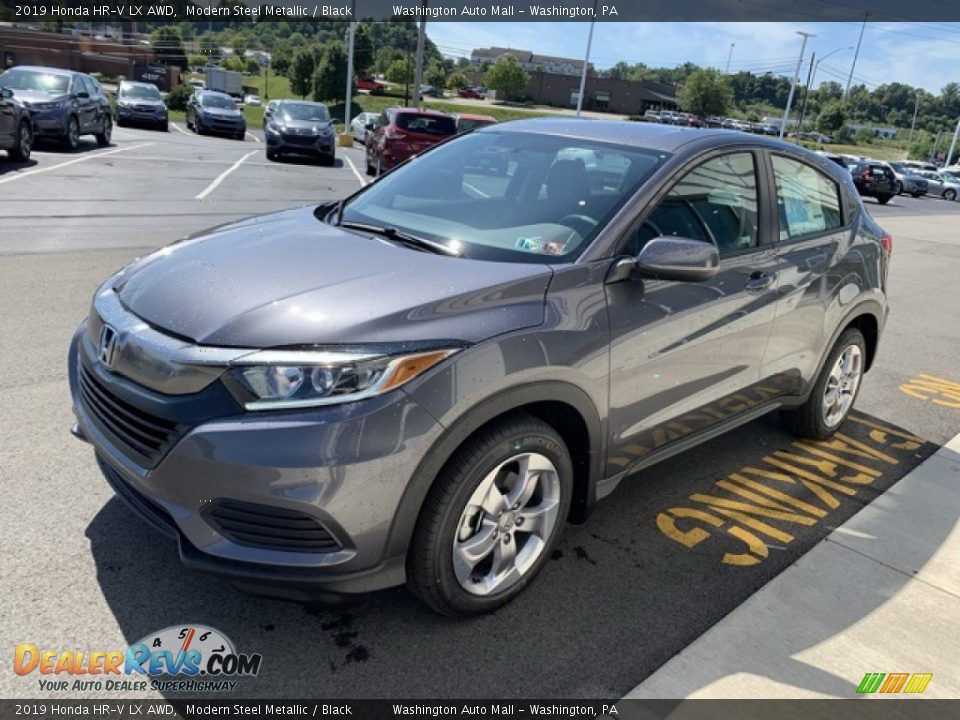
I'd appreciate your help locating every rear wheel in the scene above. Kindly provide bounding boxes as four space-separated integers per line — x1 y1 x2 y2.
911 192 922 198
780 328 866 440
61 116 80 151
944 188 957 201
893 181 903 195
95 115 112 146
876 194 892 205
407 414 572 616
365 154 375 175
9 120 32 162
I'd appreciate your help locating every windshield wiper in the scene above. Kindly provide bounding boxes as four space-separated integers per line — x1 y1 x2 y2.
337 221 461 257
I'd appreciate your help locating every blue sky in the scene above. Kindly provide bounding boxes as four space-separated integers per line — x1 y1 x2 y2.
427 22 960 94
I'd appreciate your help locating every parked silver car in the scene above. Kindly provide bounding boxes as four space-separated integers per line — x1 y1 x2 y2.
888 162 929 197
349 111 380 143
914 170 960 200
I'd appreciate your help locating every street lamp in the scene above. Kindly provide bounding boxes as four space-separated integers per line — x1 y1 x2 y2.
780 31 814 140
796 46 852 134
812 46 853 88
725 43 735 74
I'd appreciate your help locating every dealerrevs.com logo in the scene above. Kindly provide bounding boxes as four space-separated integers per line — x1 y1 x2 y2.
14 625 262 693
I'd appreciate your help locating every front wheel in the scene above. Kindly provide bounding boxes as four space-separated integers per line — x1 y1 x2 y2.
944 189 957 201
61 116 80 151
780 328 866 440
9 120 32 162
407 414 572 616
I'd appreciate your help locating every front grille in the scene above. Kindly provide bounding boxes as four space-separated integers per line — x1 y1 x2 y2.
98 455 178 540
204 499 341 553
282 134 319 146
78 364 179 466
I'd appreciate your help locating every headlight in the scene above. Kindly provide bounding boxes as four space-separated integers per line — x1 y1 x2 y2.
267 122 283 133
315 124 333 135
227 348 458 410
31 100 67 111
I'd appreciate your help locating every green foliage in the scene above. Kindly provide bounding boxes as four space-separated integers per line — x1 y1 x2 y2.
386 58 414 86
187 55 206 70
165 83 193 112
223 56 245 73
271 44 293 77
855 127 876 145
425 63 447 90
817 100 847 134
448 72 470 91
313 41 349 103
485 55 530 100
245 58 261 76
678 69 732 117
150 26 188 71
289 49 317 99
352 25 374 75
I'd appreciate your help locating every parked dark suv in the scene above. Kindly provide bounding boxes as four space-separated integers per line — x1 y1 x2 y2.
69 120 890 616
850 161 897 204
0 66 111 150
0 86 33 161
186 90 246 139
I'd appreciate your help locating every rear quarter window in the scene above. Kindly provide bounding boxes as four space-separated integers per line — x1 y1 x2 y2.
396 114 456 135
772 155 844 240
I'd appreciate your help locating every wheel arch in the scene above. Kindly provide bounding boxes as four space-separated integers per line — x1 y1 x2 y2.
385 381 604 561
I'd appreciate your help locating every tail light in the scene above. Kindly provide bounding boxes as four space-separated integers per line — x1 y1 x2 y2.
881 232 893 255
384 127 405 143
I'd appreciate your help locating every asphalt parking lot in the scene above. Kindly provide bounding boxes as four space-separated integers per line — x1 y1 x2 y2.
1 126 959 699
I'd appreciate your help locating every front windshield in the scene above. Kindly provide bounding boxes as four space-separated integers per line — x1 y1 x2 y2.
121 84 161 101
458 118 496 133
0 68 70 94
201 94 236 110
282 102 330 122
339 131 669 263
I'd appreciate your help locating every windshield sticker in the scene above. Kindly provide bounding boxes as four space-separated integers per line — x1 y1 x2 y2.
543 241 567 255
515 236 543 252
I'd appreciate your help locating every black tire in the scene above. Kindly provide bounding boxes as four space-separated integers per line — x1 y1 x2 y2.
115 118 125 128
95 115 112 146
893 181 903 195
159 122 169 132
365 156 375 175
911 193 922 198
9 120 32 162
780 327 867 440
60 115 80 151
876 195 892 205
321 154 335 167
944 189 957 201
407 413 573 616
266 148 279 161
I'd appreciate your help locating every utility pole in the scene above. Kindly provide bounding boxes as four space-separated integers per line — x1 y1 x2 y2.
344 19 356 131
263 62 268 101
930 130 943 164
411 16 427 109
575 16 596 116
946 115 960 167
845 12 868 101
780 31 813 140
725 43 735 74
908 90 921 145
795 51 815 134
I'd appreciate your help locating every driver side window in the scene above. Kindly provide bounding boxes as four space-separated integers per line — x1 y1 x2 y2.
627 152 759 256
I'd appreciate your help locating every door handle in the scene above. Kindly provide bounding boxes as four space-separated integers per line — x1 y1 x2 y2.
745 270 776 292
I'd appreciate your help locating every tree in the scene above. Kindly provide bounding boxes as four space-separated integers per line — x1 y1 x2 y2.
485 55 529 101
188 55 207 70
289 48 317 99
353 24 374 75
386 57 414 86
150 26 188 71
425 63 447 91
223 56 245 73
448 72 470 92
677 68 732 117
854 127 876 145
271 43 293 77
231 35 248 59
165 82 193 112
817 99 847 134
245 58 261 76
313 41 348 103
609 61 632 81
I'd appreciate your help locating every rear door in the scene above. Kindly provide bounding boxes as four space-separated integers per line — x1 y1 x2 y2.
604 149 781 471
761 152 851 392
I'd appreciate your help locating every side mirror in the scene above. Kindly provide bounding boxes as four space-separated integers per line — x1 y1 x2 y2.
635 236 719 282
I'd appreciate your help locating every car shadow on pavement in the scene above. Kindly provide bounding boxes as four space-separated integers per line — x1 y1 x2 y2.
0 158 38 175
85 411 939 700
267 156 344 169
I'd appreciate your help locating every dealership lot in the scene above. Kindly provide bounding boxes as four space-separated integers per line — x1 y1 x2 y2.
1 126 959 698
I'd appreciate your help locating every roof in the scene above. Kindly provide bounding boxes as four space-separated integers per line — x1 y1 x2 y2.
457 113 497 122
485 117 811 155
7 65 75 76
391 106 450 117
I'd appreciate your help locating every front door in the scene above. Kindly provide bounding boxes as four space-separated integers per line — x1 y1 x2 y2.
604 150 780 474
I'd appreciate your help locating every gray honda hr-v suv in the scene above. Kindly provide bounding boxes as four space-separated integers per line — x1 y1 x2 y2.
69 119 890 615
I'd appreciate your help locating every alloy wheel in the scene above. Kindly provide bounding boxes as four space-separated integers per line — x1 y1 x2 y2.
67 118 79 148
452 453 561 596
822 344 862 427
19 123 31 157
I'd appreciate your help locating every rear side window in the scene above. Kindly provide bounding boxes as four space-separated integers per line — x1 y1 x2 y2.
396 113 456 136
772 156 843 241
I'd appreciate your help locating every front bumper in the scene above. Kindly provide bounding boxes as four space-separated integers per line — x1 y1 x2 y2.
197 116 245 135
265 131 336 157
118 105 167 125
69 323 444 601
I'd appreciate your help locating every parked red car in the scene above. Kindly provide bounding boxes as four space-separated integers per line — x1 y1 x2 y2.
365 107 457 176
455 113 497 133
356 76 386 95
458 87 486 100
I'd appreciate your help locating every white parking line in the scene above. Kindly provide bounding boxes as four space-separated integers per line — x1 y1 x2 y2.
0 143 153 187
343 155 368 187
170 122 192 137
246 132 261 143
195 150 258 200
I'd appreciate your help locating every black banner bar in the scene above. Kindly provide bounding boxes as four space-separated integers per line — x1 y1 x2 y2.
3 0 960 23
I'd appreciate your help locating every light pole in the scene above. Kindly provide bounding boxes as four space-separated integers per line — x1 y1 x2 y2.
845 12 868 100
780 31 813 140
946 115 960 167
797 46 852 133
344 20 356 132
725 43 735 74
576 8 597 117
908 90 921 146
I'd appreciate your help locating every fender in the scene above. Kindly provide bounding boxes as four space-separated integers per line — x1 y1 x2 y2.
383 381 604 560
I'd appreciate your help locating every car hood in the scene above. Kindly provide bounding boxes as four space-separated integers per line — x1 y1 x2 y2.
200 107 242 119
113 207 552 347
8 89 69 105
120 97 164 107
279 118 332 133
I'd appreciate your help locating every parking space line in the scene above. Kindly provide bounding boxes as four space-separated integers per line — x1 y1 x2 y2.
343 155 368 187
170 122 192 137
195 150 258 200
246 132 261 143
0 143 153 187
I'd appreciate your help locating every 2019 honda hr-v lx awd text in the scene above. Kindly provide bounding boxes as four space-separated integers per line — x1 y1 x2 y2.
69 119 890 615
